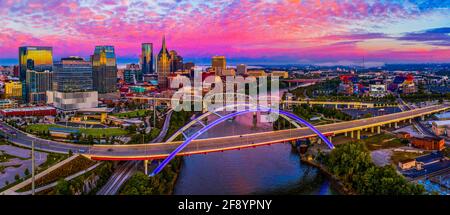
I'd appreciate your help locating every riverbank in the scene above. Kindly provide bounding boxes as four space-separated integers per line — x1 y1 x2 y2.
300 156 355 195
169 157 183 195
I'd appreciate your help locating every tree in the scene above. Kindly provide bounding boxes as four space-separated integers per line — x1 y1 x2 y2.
68 150 73 157
24 168 30 176
14 174 20 181
54 179 72 195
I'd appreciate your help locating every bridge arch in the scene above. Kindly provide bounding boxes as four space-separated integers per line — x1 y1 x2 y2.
151 105 335 176
165 103 297 143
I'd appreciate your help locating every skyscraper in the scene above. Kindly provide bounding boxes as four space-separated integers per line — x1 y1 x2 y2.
236 64 247 75
26 70 53 104
157 36 170 90
53 57 93 92
211 56 226 76
92 46 117 93
169 50 183 73
124 63 142 84
141 43 154 74
18 46 53 102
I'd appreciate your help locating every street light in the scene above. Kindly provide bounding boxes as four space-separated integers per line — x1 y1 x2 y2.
31 140 35 195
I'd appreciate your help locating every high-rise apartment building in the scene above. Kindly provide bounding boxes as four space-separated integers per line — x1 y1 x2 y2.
211 56 226 76
141 43 154 74
157 36 170 90
92 46 117 93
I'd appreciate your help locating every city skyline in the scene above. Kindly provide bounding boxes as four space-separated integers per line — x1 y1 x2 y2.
0 0 449 66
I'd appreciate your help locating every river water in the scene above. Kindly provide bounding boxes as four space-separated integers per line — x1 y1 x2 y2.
173 112 338 195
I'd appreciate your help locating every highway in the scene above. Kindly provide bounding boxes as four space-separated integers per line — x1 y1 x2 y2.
1 104 448 160
96 110 173 195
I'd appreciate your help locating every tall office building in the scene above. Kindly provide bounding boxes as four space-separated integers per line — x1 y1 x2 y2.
92 46 117 93
157 36 170 90
124 63 142 84
18 46 53 102
236 64 247 75
53 57 93 92
48 57 97 110
26 70 53 104
169 50 183 73
211 56 226 76
141 43 154 74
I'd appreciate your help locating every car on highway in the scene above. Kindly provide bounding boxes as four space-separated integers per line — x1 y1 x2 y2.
78 148 87 153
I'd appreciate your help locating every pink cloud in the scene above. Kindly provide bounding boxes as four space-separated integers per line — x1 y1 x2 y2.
0 0 448 64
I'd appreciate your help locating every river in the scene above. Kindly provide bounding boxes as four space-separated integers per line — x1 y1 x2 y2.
173 112 338 195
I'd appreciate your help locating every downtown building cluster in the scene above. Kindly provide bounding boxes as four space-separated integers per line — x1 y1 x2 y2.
0 36 201 112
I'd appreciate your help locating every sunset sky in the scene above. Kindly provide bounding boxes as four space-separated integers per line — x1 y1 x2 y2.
0 0 449 65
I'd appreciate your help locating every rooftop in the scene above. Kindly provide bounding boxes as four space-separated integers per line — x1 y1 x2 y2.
431 120 450 127
77 107 114 113
434 112 450 119
0 106 55 113
48 127 80 133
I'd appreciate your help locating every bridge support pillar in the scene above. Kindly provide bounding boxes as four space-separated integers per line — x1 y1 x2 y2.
371 127 374 133
394 122 398 128
328 136 332 142
344 132 347 137
335 104 338 109
409 118 412 124
421 115 425 121
350 131 354 139
144 160 149 175
377 126 381 134
388 123 392 128
357 130 361 140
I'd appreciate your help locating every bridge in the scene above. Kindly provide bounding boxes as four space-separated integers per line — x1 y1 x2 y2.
125 95 396 109
84 104 448 160
1 104 448 175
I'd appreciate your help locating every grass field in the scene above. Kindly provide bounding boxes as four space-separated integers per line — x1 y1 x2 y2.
25 124 128 138
390 151 424 165
363 133 406 151
112 109 149 118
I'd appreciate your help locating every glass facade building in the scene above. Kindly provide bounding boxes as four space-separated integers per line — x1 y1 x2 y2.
53 57 93 92
124 64 142 84
141 43 154 74
169 50 183 73
18 46 53 102
92 46 117 93
211 56 226 76
26 70 53 104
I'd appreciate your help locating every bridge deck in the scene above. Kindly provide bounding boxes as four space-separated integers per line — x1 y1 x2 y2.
87 104 449 160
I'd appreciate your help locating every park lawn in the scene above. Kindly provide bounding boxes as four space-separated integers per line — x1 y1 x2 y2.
38 153 69 170
112 109 149 118
26 124 128 138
